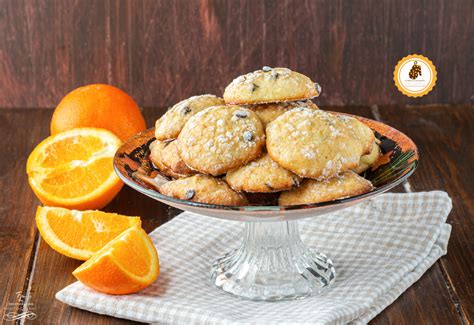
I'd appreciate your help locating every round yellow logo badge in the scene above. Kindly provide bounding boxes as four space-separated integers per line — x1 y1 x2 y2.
393 54 437 97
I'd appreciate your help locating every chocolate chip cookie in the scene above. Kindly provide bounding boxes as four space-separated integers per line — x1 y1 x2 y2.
225 153 301 192
155 94 224 141
279 171 373 205
266 108 365 179
224 67 320 104
149 139 197 177
177 105 265 176
248 100 319 127
336 114 375 154
159 174 248 206
353 141 381 174
149 140 188 179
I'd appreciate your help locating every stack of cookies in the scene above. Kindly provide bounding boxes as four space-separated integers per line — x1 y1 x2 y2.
150 67 381 206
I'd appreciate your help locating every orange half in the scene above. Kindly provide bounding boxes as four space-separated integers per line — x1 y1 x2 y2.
27 128 123 210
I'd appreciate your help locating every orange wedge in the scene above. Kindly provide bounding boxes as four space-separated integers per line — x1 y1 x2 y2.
36 206 141 260
26 128 123 210
73 226 160 295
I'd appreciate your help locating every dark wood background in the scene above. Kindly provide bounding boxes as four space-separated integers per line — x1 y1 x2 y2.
0 0 473 110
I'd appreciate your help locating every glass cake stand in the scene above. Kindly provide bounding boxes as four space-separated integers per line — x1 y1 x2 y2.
113 113 418 301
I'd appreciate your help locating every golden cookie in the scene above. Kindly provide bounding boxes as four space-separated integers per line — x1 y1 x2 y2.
149 140 188 179
150 139 196 177
159 175 248 206
353 141 381 174
177 105 265 176
248 100 319 127
155 94 224 141
266 108 365 179
335 114 375 154
223 67 320 105
279 171 373 205
225 153 301 193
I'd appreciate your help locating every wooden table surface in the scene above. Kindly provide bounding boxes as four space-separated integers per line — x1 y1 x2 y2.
1 104 472 324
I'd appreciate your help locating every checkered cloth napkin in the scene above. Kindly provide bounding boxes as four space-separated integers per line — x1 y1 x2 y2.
56 191 452 324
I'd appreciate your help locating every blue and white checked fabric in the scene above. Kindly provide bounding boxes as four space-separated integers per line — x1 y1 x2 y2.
56 191 452 324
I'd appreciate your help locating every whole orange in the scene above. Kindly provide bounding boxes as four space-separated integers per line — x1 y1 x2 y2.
51 84 146 141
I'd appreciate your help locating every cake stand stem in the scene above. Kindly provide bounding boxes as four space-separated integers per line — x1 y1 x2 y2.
211 220 336 301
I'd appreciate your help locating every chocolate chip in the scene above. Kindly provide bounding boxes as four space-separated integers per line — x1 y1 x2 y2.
182 106 192 114
262 66 272 72
184 189 195 200
243 131 254 142
235 110 249 118
272 72 280 80
251 83 259 92
292 176 300 187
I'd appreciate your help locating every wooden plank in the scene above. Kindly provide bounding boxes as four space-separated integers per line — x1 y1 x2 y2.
376 104 473 323
0 0 34 108
0 0 473 108
372 263 462 324
0 0 111 108
0 109 51 321
108 0 138 101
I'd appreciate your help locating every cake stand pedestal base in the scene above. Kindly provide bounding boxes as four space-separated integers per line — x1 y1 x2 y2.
211 220 336 301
